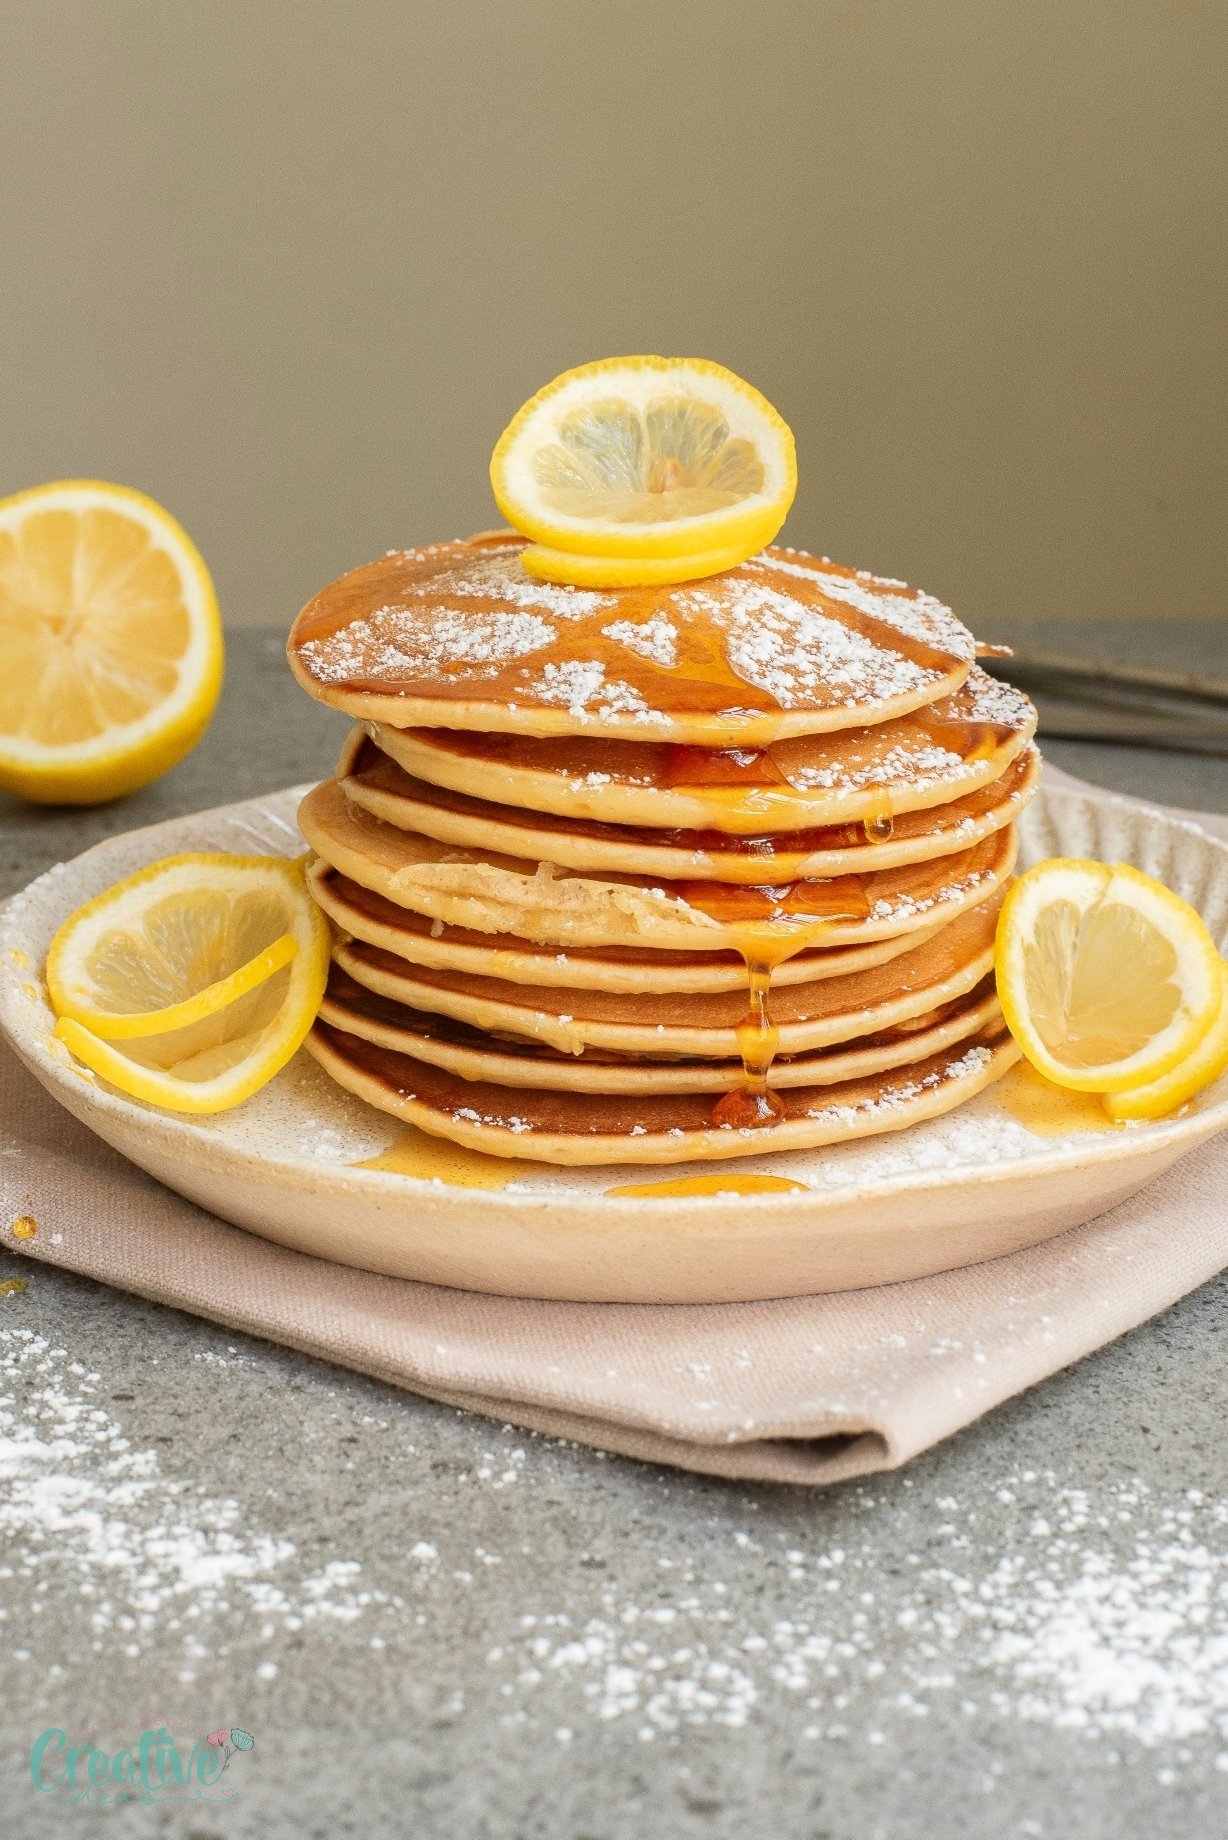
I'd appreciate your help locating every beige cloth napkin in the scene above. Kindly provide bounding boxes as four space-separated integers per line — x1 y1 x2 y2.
3 778 1226 1487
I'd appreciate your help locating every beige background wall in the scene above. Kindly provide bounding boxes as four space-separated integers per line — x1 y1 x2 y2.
1 0 1224 633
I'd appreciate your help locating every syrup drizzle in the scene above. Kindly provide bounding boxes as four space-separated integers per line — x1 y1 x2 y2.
292 538 973 729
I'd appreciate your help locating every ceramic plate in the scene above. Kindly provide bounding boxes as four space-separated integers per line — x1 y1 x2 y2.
2 780 1226 1304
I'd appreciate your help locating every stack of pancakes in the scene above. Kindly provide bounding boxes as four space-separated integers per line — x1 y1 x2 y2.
289 532 1037 1164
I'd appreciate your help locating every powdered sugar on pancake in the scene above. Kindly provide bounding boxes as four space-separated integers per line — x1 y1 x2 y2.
753 550 976 664
298 550 612 687
300 607 558 684
678 582 937 710
601 616 679 669
533 661 662 723
802 1044 994 1126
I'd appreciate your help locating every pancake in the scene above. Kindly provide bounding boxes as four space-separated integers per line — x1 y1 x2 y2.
298 773 1019 954
339 729 1041 882
318 965 1004 1094
305 1019 1020 1164
367 665 1035 835
331 891 1001 1057
288 532 976 744
305 859 948 994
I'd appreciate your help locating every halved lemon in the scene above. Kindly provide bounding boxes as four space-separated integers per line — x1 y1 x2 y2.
0 480 224 805
47 852 330 1112
995 859 1222 1092
1104 960 1228 1120
520 537 750 588
490 357 796 577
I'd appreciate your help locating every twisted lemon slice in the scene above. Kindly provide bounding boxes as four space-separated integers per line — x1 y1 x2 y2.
1104 960 1228 1120
491 357 795 585
0 480 223 804
48 852 329 1112
995 859 1222 1093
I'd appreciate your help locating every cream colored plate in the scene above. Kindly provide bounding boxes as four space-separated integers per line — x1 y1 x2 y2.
2 780 1226 1303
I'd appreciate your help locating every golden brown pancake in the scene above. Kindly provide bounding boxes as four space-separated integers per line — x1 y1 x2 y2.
330 890 1003 1057
338 728 1040 881
366 665 1035 835
305 1019 1020 1164
305 858 948 993
318 964 1003 1094
288 533 977 744
297 773 1019 954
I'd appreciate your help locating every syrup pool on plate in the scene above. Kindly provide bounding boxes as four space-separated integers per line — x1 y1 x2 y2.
995 1063 1123 1137
356 1127 535 1188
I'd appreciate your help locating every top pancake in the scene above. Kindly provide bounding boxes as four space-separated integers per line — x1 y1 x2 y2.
288 531 976 744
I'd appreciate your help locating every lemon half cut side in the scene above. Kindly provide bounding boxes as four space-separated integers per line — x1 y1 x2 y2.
995 858 1222 1093
0 480 223 805
491 357 796 566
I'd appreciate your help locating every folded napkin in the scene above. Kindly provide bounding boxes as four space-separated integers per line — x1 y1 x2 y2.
3 777 1226 1487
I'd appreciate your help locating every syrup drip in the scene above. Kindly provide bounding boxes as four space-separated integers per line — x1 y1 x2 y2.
605 1172 810 1198
10 1216 37 1241
862 790 896 843
0 1277 28 1298
711 956 785 1128
684 877 874 1131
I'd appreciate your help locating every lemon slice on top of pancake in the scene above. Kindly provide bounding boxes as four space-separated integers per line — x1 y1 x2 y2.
490 357 796 586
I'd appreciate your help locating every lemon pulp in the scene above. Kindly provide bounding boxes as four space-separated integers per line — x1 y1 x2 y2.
0 480 222 804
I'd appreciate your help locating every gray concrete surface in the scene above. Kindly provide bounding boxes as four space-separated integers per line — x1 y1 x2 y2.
1 624 1226 1839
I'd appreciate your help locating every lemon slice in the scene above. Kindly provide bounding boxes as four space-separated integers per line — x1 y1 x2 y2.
0 480 223 805
995 858 1222 1092
520 537 750 588
47 853 330 1112
1105 961 1228 1120
490 357 796 570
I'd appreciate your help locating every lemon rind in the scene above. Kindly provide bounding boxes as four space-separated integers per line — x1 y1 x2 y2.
520 539 753 588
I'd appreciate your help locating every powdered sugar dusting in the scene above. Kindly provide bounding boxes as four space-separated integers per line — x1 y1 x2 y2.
755 550 977 663
802 1045 994 1125
0 1329 392 1673
295 540 978 726
679 582 936 710
601 616 679 670
532 660 659 722
484 1472 1228 1763
301 607 557 685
